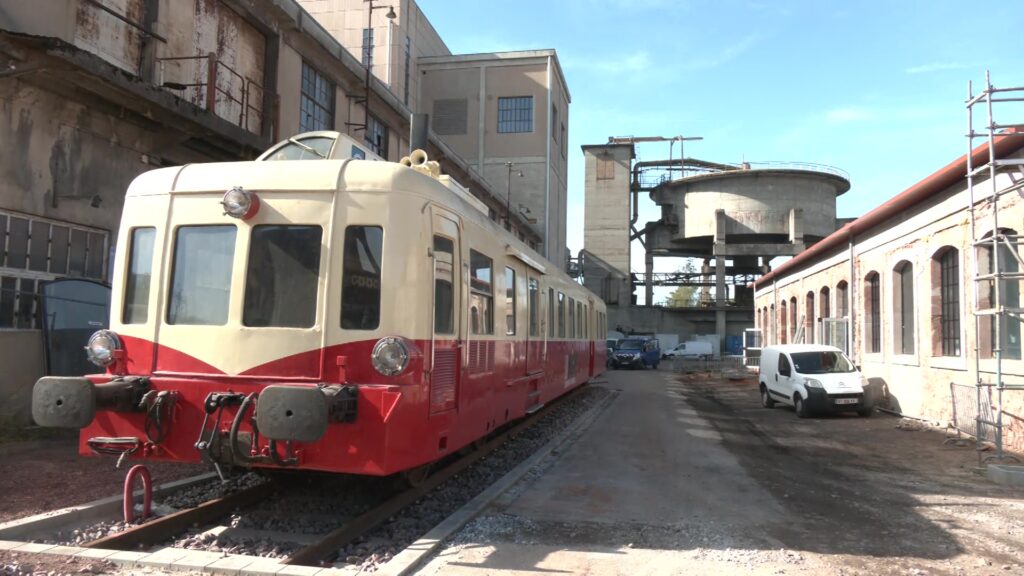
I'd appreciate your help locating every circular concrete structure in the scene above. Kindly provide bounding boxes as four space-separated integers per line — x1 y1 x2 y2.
652 168 850 245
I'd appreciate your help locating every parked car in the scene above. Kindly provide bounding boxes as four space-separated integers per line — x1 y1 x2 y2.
609 338 660 370
759 344 878 418
663 340 713 360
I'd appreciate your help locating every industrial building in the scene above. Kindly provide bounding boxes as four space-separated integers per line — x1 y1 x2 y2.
0 0 568 424
582 137 850 353
753 78 1024 454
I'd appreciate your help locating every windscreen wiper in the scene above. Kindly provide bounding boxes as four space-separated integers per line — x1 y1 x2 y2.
288 138 327 159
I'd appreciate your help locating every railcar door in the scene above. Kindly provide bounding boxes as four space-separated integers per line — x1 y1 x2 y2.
526 275 542 374
429 211 461 415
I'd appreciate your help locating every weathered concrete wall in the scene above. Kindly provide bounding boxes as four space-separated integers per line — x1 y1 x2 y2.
754 150 1024 452
0 331 44 426
583 144 632 276
656 170 846 242
607 305 751 345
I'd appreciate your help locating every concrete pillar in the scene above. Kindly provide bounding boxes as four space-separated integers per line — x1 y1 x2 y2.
715 256 726 351
644 251 654 306
789 207 804 244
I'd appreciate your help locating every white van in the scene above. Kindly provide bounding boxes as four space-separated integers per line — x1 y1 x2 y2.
758 344 878 417
663 340 713 360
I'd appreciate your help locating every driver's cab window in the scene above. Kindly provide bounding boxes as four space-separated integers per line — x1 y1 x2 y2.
778 353 791 376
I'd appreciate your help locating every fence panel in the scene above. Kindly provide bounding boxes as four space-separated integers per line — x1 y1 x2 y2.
949 382 996 442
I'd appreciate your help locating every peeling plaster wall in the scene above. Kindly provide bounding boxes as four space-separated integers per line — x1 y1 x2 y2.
74 0 145 75
0 79 158 425
753 151 1024 452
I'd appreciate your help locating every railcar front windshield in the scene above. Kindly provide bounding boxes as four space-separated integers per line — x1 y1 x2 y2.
167 225 236 325
790 351 856 374
243 225 323 327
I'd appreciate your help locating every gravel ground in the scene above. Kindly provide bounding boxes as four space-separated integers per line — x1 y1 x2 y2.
415 370 1024 576
8 384 608 574
330 384 609 572
0 429 208 525
0 551 115 576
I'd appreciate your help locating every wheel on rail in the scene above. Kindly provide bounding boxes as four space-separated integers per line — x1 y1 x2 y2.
760 385 775 408
400 463 433 488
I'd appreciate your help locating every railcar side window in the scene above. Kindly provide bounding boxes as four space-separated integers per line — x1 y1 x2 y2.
433 236 455 334
577 302 583 338
168 226 236 325
244 225 323 328
528 278 539 337
123 227 155 324
568 297 575 338
558 291 565 338
548 288 555 338
470 250 493 335
505 266 516 335
341 226 383 330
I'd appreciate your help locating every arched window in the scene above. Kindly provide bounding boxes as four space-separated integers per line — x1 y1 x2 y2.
932 247 960 356
779 300 788 344
769 304 776 345
805 291 815 344
819 286 831 345
979 229 1022 359
836 280 849 318
865 272 880 353
789 296 797 342
893 261 914 355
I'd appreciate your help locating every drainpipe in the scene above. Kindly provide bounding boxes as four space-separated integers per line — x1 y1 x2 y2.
544 55 552 261
848 234 856 361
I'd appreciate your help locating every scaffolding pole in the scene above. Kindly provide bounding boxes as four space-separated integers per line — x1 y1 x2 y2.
966 71 1024 464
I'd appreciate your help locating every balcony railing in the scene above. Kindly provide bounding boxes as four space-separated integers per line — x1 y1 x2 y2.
156 52 264 135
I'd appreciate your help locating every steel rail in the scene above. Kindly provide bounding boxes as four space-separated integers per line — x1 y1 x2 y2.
81 481 277 550
284 385 585 566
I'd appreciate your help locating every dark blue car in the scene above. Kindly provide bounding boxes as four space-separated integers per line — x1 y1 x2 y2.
608 338 660 369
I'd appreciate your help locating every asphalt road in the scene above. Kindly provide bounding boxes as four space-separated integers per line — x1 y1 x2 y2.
415 367 1024 575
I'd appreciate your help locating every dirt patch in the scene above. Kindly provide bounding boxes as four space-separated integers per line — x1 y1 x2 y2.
0 551 117 576
0 431 208 524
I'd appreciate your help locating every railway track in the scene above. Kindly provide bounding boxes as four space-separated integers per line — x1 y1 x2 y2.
75 385 595 567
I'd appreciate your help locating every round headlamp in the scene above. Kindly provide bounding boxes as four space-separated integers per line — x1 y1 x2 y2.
221 186 259 219
371 337 410 377
86 330 122 367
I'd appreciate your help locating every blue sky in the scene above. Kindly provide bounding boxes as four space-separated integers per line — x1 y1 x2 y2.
418 0 1024 301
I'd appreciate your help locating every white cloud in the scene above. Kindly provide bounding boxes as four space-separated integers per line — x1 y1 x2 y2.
906 62 973 75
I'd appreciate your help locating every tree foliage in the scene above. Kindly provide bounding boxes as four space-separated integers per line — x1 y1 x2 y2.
663 259 699 308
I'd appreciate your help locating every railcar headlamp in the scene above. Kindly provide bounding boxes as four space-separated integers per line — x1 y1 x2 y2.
221 186 260 219
371 337 410 377
85 330 122 367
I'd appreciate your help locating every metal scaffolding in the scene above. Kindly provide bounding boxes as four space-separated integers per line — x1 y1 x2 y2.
966 71 1024 463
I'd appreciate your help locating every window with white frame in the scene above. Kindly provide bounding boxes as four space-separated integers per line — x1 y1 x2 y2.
0 210 108 329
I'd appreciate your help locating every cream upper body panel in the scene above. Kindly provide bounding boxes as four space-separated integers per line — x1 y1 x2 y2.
111 158 603 377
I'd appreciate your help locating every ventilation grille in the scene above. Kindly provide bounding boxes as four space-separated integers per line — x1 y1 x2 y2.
432 98 468 135
430 348 457 414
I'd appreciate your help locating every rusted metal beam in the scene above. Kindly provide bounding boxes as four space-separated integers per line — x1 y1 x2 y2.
84 0 167 43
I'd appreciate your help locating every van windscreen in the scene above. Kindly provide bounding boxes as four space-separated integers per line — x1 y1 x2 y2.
790 351 855 374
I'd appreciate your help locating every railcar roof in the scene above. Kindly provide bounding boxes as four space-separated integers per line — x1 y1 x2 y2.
126 159 432 197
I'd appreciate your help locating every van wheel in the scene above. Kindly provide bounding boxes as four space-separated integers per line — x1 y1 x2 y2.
653 362 660 369
857 407 874 417
794 395 809 418
760 385 775 408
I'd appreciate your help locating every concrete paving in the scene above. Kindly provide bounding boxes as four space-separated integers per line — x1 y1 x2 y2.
413 368 1024 575
507 372 782 528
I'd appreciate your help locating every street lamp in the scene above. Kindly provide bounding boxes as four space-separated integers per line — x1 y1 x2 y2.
351 0 396 136
505 161 523 231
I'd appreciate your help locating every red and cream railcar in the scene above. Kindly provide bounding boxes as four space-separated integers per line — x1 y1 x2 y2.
32 132 607 476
